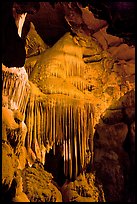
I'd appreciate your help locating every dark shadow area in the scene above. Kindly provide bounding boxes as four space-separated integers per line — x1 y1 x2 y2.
44 145 67 187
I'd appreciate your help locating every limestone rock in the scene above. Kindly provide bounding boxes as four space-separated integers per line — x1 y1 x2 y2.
12 170 30 202
24 54 41 77
17 146 28 170
108 44 135 61
2 142 18 192
101 109 124 125
93 27 123 50
130 121 135 154
123 107 135 124
61 173 105 202
95 157 125 202
109 90 135 110
2 106 19 140
22 165 62 202
25 22 48 58
95 122 128 148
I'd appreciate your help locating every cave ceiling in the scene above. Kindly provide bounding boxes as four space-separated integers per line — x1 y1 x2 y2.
22 2 135 45
2 1 135 68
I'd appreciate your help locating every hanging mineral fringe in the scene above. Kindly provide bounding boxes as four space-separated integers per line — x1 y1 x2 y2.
24 92 94 180
2 67 30 115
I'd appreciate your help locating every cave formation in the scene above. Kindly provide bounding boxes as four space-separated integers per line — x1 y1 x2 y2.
2 1 135 203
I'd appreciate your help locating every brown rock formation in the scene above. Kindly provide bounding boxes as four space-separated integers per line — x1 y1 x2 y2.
61 173 105 202
2 2 135 202
21 164 62 202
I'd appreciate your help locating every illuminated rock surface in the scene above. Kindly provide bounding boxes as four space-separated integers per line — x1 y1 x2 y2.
25 22 48 58
21 164 62 202
2 142 18 192
61 173 105 202
2 2 135 202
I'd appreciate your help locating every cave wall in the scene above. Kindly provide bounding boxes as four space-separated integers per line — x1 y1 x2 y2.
2 1 135 202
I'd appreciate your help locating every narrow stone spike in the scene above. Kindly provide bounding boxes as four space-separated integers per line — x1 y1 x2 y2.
64 103 68 177
45 104 48 142
25 106 30 148
45 104 48 144
35 102 39 145
8 77 14 96
14 80 21 103
31 100 36 151
43 104 47 147
21 83 29 113
40 102 43 146
63 140 66 176
50 104 53 145
67 105 70 178
47 105 50 142
88 104 94 165
37 102 41 146
43 104 49 143
55 103 59 144
2 74 6 89
22 88 30 116
78 107 82 174
70 105 73 179
25 103 30 147
4 78 8 95
80 107 84 167
6 79 9 95
55 103 58 143
74 108 78 179
69 105 72 179
10 84 17 102
13 89 19 106
62 101 65 142
20 84 27 110
60 104 63 145
33 101 42 160
82 106 86 169
6 78 9 95
53 101 56 155
16 81 23 106
65 124 68 177
29 97 34 148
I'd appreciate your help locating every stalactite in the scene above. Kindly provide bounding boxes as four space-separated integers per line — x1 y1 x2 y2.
25 91 94 179
2 66 30 116
50 104 53 146
74 108 78 179
36 103 40 147
2 31 96 179
78 107 82 174
39 102 44 146
53 102 56 155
